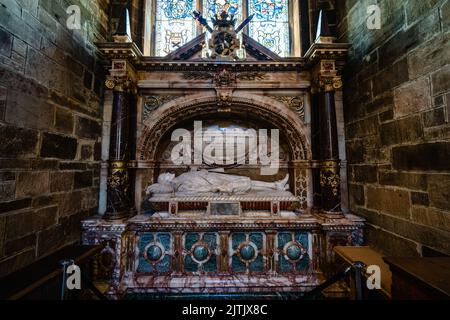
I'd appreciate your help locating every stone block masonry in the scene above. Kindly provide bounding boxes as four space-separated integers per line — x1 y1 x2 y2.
0 0 109 277
337 0 450 257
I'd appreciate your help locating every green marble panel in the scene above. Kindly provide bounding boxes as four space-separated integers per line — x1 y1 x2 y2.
137 232 172 274
185 233 200 250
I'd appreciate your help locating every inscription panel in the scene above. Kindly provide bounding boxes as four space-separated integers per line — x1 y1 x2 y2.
210 202 241 215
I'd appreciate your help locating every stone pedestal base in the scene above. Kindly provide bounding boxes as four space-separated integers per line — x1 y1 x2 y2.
81 213 364 298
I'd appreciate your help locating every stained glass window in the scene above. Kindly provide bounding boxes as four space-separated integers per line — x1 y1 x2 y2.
203 0 243 22
154 0 197 56
248 0 290 57
153 0 291 57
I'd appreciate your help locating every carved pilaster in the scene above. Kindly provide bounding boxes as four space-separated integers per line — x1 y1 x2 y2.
311 231 321 272
219 231 230 273
291 161 309 211
266 230 276 274
173 231 183 274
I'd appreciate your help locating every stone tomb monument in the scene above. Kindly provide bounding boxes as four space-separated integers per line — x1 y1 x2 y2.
81 10 364 298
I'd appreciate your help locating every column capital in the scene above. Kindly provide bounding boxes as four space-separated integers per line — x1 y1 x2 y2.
318 74 343 92
311 59 344 93
105 60 137 93
304 41 349 93
105 75 136 93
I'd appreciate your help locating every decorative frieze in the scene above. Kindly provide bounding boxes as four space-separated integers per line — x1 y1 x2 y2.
237 72 269 81
182 70 268 83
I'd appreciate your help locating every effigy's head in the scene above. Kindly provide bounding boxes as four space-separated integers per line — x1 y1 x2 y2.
158 172 175 184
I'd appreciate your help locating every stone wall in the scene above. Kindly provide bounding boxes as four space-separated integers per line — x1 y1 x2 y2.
337 0 450 256
0 0 109 276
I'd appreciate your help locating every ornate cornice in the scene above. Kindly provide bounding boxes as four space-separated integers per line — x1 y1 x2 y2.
97 42 143 65
81 217 363 233
81 217 127 233
95 40 308 73
128 220 321 232
304 42 351 65
139 59 307 72
95 39 349 74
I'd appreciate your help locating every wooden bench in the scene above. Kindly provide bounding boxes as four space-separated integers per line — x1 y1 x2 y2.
334 246 392 299
0 245 103 300
384 257 450 299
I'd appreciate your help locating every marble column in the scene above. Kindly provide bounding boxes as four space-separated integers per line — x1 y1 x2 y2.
304 8 349 216
317 74 342 214
104 79 135 220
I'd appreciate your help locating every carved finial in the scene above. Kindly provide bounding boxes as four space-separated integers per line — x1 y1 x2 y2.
115 4 128 36
113 3 132 43
315 10 336 44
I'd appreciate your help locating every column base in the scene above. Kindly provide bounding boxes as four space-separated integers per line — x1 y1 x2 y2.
104 207 136 221
314 210 346 220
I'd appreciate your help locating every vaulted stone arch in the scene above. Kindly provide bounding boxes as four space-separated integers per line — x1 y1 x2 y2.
137 93 311 162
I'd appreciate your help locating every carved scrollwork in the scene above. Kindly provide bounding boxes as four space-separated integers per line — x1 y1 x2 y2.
105 76 137 94
295 169 308 209
143 95 181 121
182 72 213 80
237 72 268 81
214 69 237 87
270 96 305 122
320 167 341 197
108 161 129 192
319 75 343 92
